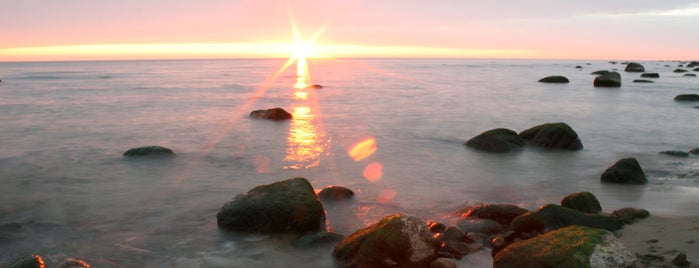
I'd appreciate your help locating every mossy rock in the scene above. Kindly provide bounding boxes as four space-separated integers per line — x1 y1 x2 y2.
560 192 602 214
600 158 647 184
519 122 583 150
465 128 525 153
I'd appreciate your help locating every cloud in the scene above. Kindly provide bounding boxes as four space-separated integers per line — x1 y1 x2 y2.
577 3 699 19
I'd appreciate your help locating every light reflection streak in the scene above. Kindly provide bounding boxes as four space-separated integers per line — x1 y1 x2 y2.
348 138 378 161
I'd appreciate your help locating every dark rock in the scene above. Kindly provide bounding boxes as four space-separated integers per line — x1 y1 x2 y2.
575 65 583 69
625 62 645 72
56 258 91 268
674 69 688 73
0 222 22 232
694 67 699 72
610 61 618 64
6 254 45 268
672 253 691 266
560 192 602 213
690 148 699 155
535 204 623 231
292 231 344 248
216 177 325 234
641 73 660 78
317 186 355 203
123 145 174 157
591 70 610 75
518 122 583 150
594 71 622 87
633 79 654 83
688 61 699 68
659 150 690 157
465 128 525 153
332 214 438 268
456 218 504 235
684 73 697 77
460 204 529 225
612 207 650 224
600 158 648 184
427 221 447 234
305 84 323 89
493 225 636 268
508 212 545 237
675 94 699 101
538 76 569 83
438 227 480 260
249 107 292 120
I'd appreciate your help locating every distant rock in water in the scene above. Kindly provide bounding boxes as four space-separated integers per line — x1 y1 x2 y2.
674 68 688 73
600 158 648 184
659 151 690 157
624 62 645 72
519 122 583 150
123 145 174 157
249 107 292 120
684 73 697 77
465 128 524 153
690 148 699 155
674 94 699 101
694 67 699 72
594 71 621 87
633 79 654 83
538 75 569 83
688 61 699 68
640 73 660 78
575 65 583 69
305 84 323 89
591 70 610 75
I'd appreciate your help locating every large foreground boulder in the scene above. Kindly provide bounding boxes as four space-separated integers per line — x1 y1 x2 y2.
249 107 292 120
600 158 647 184
493 225 636 268
518 122 583 150
560 192 602 214
538 76 569 83
624 62 645 72
593 71 621 87
332 214 438 268
536 204 623 231
216 177 325 233
465 128 525 153
123 145 174 157
674 94 699 101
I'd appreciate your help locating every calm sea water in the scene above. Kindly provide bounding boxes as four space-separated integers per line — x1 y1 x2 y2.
1 58 697 267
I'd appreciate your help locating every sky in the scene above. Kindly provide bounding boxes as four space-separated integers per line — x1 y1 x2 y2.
1 0 698 61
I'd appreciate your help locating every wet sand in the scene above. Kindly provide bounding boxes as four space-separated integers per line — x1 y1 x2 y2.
618 215 699 267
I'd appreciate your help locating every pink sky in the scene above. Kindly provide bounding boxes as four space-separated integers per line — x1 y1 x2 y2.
1 0 698 61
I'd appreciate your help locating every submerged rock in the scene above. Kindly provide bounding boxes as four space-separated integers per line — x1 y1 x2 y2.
633 79 654 83
594 71 622 87
465 128 525 153
249 107 292 120
612 207 650 224
122 145 174 157
317 186 355 203
600 158 648 184
560 192 602 214
674 68 688 73
461 204 529 225
624 62 645 72
536 204 623 231
538 76 569 83
674 94 699 101
684 73 697 77
216 177 325 234
332 214 438 268
519 122 583 150
641 72 660 78
659 150 690 157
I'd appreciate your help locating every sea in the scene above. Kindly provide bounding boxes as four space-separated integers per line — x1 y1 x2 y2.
1 58 697 267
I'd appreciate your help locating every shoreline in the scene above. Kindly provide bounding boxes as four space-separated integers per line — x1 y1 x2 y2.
618 215 699 266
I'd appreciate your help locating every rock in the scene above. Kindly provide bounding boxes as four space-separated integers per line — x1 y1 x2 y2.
427 221 447 234
659 150 690 157
641 73 660 78
695 67 699 72
672 253 691 266
249 107 292 120
437 227 480 259
332 214 438 268
633 79 654 83
456 218 504 235
560 192 602 213
612 207 650 224
675 94 699 101
56 258 91 268
594 71 622 87
535 204 623 231
674 68 688 73
624 62 645 72
461 204 529 226
493 225 636 268
508 212 545 237
538 76 569 83
688 61 699 68
591 70 609 75
122 145 174 157
317 186 355 203
518 122 583 150
5 254 46 268
429 257 457 268
216 177 325 234
690 148 699 155
684 73 697 77
600 158 648 184
305 84 323 89
575 65 583 69
292 231 344 248
465 128 525 153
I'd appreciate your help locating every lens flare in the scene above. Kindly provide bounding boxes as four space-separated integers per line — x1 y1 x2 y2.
377 189 396 203
348 138 377 161
363 162 383 182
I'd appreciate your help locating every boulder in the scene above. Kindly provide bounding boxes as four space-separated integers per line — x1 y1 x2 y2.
600 158 648 184
332 214 438 268
590 70 610 75
493 225 636 268
5 254 45 268
249 107 292 120
674 69 688 73
122 145 174 157
612 207 650 224
659 150 690 157
624 62 645 72
461 204 529 225
684 73 697 77
456 218 504 235
292 231 344 248
518 122 583 150
535 204 623 231
633 79 654 83
538 76 569 83
216 177 325 234
465 128 525 153
593 71 622 87
641 73 660 78
508 212 545 237
318 186 355 203
560 192 602 214
674 94 699 101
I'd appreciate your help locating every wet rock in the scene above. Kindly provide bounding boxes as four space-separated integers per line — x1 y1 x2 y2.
600 157 648 184
508 212 545 237
317 186 355 203
684 73 697 77
216 177 325 234
641 72 660 78
612 207 650 224
690 148 699 155
123 145 174 157
695 67 699 72
519 122 583 150
456 218 504 235
460 204 529 225
591 70 610 75
560 192 602 214
688 61 699 68
427 221 447 234
332 214 438 268
56 258 91 268
624 62 645 72
249 107 292 120
493 225 635 268
538 76 569 83
305 84 323 89
659 150 690 157
437 227 480 260
594 71 622 87
672 253 691 266
292 231 344 248
674 68 688 73
674 94 699 101
5 254 45 268
465 128 525 153
535 204 623 231
633 79 654 83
